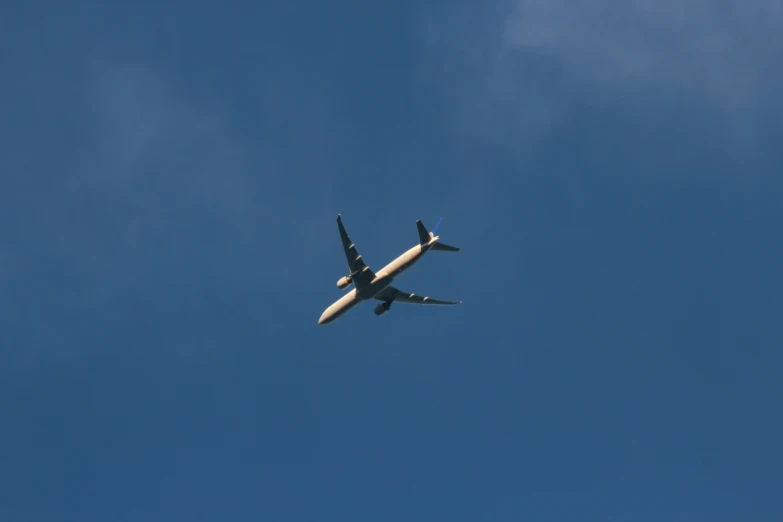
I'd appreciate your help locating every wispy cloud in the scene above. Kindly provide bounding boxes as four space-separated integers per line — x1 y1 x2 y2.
65 60 343 298
62 62 276 297
503 0 782 101
416 0 783 144
2 60 337 364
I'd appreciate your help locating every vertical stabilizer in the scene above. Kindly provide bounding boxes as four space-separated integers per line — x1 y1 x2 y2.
415 220 430 245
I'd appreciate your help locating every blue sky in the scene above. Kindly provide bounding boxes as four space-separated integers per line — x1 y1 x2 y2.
2 1 782 520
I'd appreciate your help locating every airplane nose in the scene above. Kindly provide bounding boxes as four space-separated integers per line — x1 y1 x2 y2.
318 311 329 325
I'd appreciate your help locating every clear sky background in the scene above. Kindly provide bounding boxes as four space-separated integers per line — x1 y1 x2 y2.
2 1 782 521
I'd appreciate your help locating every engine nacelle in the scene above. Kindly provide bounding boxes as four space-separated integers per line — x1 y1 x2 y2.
336 275 352 289
374 302 390 316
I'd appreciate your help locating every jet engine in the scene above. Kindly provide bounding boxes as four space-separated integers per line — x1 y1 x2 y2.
336 275 352 289
374 302 391 316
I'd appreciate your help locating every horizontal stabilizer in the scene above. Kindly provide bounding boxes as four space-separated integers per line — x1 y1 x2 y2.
431 242 459 252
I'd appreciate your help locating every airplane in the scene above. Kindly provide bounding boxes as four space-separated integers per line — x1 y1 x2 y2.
318 214 462 325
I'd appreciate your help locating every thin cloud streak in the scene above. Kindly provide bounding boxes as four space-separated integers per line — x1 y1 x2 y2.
65 61 275 298
503 0 782 102
416 0 783 146
1 60 336 364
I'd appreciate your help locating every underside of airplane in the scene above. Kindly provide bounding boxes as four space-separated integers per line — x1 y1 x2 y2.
318 214 462 324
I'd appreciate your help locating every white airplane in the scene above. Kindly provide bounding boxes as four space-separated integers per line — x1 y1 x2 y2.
318 214 462 325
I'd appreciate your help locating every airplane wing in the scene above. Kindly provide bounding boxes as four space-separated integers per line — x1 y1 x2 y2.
374 285 462 305
337 214 375 290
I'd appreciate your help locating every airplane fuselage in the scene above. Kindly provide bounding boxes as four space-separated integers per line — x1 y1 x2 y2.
318 238 437 325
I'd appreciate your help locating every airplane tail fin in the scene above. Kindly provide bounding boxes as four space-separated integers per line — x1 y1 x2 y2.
416 219 460 251
416 220 430 245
